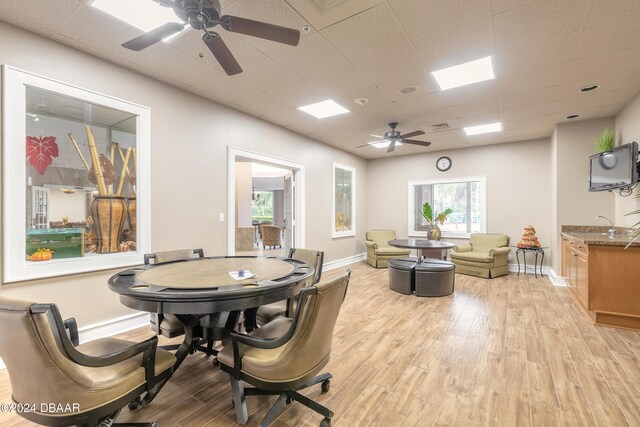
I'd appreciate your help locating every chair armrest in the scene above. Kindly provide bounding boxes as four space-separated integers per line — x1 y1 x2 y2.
490 247 511 256
453 244 472 252
63 317 79 346
365 240 378 249
31 304 158 376
229 285 319 378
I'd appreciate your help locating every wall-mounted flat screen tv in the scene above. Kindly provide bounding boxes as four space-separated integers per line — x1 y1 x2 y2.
589 141 639 192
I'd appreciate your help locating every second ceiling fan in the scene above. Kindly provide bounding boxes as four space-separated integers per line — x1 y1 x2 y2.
358 122 431 153
121 0 301 76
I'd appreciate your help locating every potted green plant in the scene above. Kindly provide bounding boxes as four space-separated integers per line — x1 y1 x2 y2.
594 128 615 153
420 202 452 240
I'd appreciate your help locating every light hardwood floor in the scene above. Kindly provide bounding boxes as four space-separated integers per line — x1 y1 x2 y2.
2 261 640 426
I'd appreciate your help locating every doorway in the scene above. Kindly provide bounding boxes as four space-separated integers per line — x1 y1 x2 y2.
227 147 305 256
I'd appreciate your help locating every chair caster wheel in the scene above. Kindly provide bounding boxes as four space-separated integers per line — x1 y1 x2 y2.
320 417 331 427
286 397 292 405
212 358 219 366
321 379 330 393
128 397 141 410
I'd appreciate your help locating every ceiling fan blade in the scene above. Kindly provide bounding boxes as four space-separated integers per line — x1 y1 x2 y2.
356 143 373 148
403 139 432 147
122 22 185 51
400 130 426 139
369 134 384 138
202 32 243 75
387 140 396 153
220 15 301 46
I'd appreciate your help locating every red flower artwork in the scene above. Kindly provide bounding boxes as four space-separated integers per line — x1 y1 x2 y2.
26 136 59 175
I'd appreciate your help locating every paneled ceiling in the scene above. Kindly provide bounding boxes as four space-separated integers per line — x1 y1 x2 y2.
2 0 640 159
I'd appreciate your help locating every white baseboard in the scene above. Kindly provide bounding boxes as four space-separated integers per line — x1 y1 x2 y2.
0 312 149 371
322 253 367 271
506 263 565 286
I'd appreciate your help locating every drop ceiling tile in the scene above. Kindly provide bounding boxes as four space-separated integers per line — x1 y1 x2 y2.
170 30 262 73
501 103 554 120
501 85 559 109
389 0 490 42
331 85 392 113
224 0 311 54
493 0 590 51
267 33 347 78
573 24 640 60
552 88 639 114
236 55 302 91
556 69 640 100
402 107 453 128
440 79 500 105
306 64 372 97
502 116 555 130
266 79 330 108
285 0 384 30
583 0 640 28
451 97 501 118
494 31 577 75
188 73 261 104
413 19 495 72
564 47 640 85
320 3 409 62
136 46 218 88
56 4 161 65
0 0 81 35
456 110 502 127
352 102 412 128
499 63 568 95
490 0 538 15
393 91 449 118
352 45 441 101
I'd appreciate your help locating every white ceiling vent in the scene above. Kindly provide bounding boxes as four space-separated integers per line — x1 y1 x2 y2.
430 123 450 131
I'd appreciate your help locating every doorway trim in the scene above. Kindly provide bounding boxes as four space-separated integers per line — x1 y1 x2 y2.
227 147 305 255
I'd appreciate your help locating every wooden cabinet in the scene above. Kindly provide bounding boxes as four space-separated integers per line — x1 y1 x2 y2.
561 233 640 330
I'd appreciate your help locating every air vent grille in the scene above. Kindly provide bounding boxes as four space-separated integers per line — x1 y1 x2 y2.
431 123 450 131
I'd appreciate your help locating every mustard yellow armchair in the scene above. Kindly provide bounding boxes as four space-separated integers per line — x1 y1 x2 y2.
365 230 411 268
450 233 511 278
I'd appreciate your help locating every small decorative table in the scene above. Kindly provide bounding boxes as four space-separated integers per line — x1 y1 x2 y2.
513 246 547 278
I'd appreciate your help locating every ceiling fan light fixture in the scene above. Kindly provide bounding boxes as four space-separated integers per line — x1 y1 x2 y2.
372 140 402 149
432 56 495 91
92 0 184 41
464 122 502 136
298 99 350 119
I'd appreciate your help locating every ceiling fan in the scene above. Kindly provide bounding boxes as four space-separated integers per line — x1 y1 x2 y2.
121 0 301 76
357 122 431 153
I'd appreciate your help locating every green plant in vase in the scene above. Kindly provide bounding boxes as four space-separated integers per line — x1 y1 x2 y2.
420 202 452 240
594 128 615 153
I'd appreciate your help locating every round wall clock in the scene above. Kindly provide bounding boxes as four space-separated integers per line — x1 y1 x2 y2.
436 156 452 172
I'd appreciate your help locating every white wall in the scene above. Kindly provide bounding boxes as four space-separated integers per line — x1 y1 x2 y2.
0 21 367 325
615 92 640 227
48 190 87 223
366 139 553 264
552 118 616 272
235 162 253 227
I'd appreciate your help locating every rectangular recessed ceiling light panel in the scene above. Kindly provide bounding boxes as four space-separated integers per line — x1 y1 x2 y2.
432 56 495 91
297 99 350 119
92 0 184 41
464 122 502 136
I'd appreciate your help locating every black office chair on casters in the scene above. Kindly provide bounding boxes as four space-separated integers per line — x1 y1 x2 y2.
0 295 175 426
218 271 350 427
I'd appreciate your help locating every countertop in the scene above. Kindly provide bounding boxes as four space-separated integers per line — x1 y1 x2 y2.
561 225 640 247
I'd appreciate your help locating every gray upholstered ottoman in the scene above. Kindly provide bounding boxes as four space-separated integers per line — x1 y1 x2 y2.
415 259 455 297
388 258 418 295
